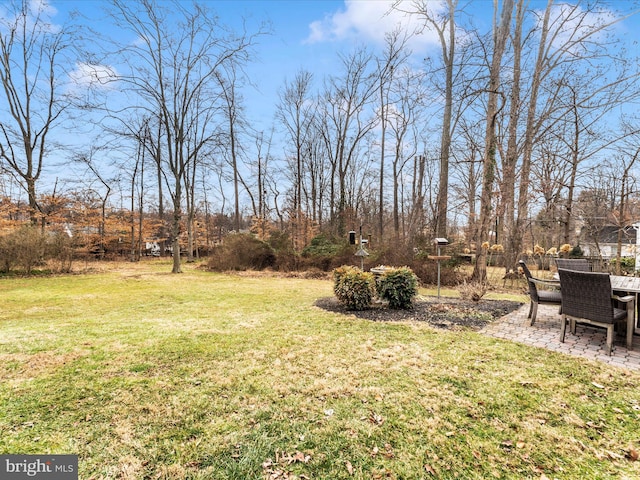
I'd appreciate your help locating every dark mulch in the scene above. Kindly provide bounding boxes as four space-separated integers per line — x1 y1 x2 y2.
314 296 524 331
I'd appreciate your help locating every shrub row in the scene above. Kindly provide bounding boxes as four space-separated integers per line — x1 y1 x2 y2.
332 265 419 310
206 233 465 288
207 232 358 272
0 226 75 274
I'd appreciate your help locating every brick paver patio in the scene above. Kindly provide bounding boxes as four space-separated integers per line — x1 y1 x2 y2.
481 303 640 371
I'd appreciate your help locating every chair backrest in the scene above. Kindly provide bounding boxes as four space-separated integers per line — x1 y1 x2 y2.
557 268 614 323
518 260 539 302
555 258 590 272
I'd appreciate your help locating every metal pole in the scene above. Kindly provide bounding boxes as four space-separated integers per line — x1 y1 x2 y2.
360 225 364 270
437 245 441 299
634 222 640 274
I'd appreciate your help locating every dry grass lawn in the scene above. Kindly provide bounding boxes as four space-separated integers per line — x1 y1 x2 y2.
0 260 639 479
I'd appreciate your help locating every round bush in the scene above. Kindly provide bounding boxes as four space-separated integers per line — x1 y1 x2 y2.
376 266 419 309
333 265 376 311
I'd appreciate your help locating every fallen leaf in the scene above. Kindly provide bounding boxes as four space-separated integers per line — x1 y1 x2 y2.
473 450 482 459
291 451 311 464
346 460 354 475
383 443 394 459
369 411 385 426
605 450 624 460
424 464 437 475
516 441 526 449
627 446 639 461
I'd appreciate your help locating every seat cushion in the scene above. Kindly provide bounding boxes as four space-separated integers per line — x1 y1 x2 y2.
538 290 562 304
613 307 629 322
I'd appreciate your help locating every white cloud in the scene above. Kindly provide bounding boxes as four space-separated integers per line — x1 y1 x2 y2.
0 0 60 34
538 3 620 55
29 0 57 17
69 63 118 89
305 0 444 53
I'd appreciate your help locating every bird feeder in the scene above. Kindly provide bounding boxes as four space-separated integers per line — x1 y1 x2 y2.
428 238 451 298
352 225 369 270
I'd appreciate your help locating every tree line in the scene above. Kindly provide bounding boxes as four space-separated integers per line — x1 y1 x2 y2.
0 0 639 275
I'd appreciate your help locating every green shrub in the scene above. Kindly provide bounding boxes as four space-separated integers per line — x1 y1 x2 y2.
569 245 584 258
333 265 376 311
302 235 355 271
304 234 344 257
610 256 635 274
376 266 419 309
0 225 46 274
207 233 275 271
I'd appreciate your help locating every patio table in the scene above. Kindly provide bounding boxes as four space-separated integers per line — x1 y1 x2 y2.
552 273 640 334
610 275 640 334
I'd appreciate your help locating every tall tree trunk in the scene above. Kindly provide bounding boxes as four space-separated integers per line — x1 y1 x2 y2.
379 85 386 241
171 182 182 274
473 0 514 281
563 87 579 245
435 0 457 239
502 0 524 273
512 0 552 269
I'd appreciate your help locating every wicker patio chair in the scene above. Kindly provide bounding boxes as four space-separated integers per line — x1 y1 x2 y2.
555 258 590 272
557 268 634 356
519 260 562 326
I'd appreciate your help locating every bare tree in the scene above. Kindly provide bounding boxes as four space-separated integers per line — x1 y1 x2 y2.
318 48 378 236
215 61 253 233
404 0 458 239
276 70 316 249
107 0 260 273
374 29 411 241
473 0 514 282
0 1 77 225
75 148 115 260
451 117 484 248
502 0 638 272
611 125 640 272
387 67 422 241
184 94 220 262
131 127 146 261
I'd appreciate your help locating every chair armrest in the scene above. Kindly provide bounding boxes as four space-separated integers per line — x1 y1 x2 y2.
612 294 635 304
529 277 560 288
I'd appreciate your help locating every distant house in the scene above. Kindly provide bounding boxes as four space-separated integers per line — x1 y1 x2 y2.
579 225 637 258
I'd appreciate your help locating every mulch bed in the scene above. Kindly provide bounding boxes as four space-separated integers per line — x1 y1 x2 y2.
314 296 524 331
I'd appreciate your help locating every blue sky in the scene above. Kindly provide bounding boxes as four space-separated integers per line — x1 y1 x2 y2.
50 0 639 132
23 0 640 130
5 0 640 197
52 0 450 130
